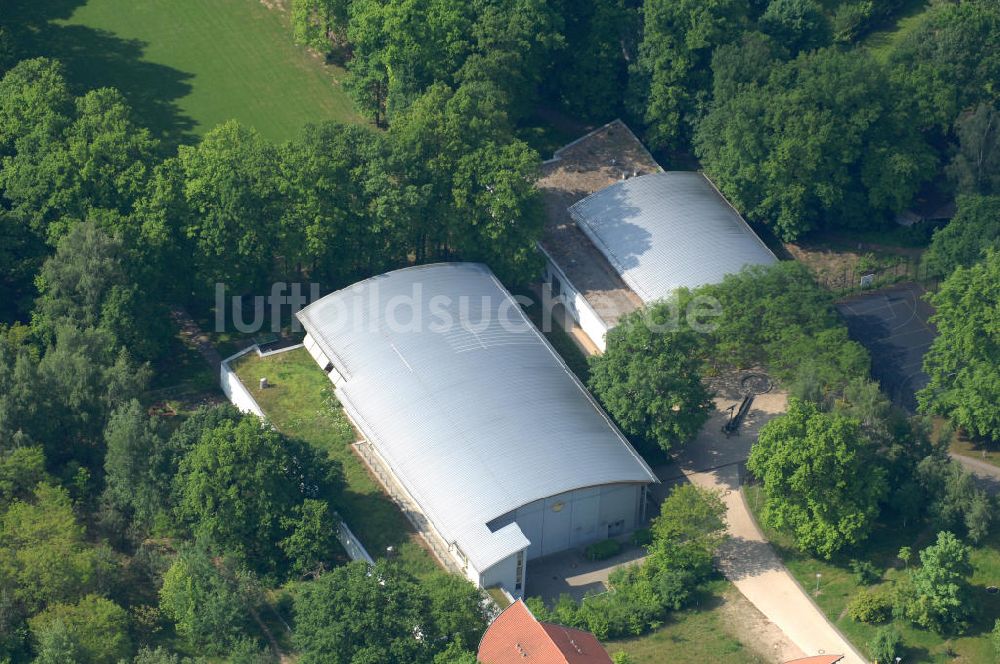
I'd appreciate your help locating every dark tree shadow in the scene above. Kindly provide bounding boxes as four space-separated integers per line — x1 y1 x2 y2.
6 0 197 152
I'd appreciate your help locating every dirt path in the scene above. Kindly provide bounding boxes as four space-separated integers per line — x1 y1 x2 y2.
950 452 1000 494
169 306 223 371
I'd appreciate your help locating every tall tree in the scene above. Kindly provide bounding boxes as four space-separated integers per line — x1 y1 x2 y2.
890 0 1000 131
923 194 1000 279
28 595 131 664
159 547 251 655
0 57 71 156
758 0 830 56
102 399 171 536
174 417 343 577
550 0 633 121
0 87 157 238
177 120 281 291
696 47 936 240
278 121 403 283
292 0 350 51
589 300 713 455
918 250 1000 442
0 483 114 613
748 399 886 557
628 0 747 149
901 531 973 635
947 102 1000 196
293 561 479 664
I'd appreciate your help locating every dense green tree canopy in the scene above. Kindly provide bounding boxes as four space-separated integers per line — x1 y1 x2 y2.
923 195 1000 279
0 483 113 613
28 594 131 664
901 531 974 634
174 416 343 577
918 250 1000 441
101 399 171 536
589 300 713 455
176 120 281 290
292 561 484 664
947 103 1000 196
890 0 1000 131
159 547 252 655
758 0 830 55
647 484 727 583
696 47 936 240
629 0 747 150
748 399 886 557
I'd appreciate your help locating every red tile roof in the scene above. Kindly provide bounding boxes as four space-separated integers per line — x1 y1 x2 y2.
478 600 613 664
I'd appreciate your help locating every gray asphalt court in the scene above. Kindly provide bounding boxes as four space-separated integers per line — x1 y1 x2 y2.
836 283 936 411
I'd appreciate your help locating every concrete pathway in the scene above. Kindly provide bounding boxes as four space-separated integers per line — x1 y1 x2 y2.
662 394 867 664
950 452 1000 494
687 465 867 664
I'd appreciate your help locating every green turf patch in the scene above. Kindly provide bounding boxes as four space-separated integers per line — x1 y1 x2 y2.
605 579 768 664
862 0 932 62
231 348 440 579
11 0 362 149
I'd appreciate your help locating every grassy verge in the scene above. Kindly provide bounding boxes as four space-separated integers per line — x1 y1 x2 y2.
951 437 1000 471
605 579 768 664
863 0 932 62
232 348 440 579
745 485 1000 662
13 0 361 149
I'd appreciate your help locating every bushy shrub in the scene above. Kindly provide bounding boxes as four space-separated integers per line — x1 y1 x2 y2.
631 528 653 547
847 587 893 624
867 626 903 664
851 559 882 585
585 539 621 561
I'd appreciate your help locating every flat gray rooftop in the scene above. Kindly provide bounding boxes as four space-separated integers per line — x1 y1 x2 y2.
537 120 658 328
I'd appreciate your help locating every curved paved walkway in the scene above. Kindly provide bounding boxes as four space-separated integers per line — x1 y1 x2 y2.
660 394 866 664
686 465 866 664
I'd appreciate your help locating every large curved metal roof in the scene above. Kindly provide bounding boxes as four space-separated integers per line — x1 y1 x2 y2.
569 172 777 303
296 263 656 572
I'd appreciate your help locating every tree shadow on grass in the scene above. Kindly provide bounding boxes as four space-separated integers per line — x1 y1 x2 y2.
6 0 196 153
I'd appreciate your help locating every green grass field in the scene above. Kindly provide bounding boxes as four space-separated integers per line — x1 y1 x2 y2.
232 348 440 579
605 580 768 664
10 0 361 148
746 485 1000 663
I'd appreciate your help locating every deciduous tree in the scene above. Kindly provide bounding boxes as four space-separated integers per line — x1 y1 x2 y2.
589 301 713 454
748 399 886 557
918 250 1000 441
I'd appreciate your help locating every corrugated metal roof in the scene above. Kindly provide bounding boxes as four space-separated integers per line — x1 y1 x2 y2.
296 264 656 572
568 172 777 304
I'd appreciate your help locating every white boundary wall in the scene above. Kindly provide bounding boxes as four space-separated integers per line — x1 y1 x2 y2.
219 347 265 417
218 344 373 565
538 244 609 352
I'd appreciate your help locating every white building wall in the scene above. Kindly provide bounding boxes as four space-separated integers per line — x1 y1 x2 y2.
479 550 526 597
540 247 609 352
514 483 643 560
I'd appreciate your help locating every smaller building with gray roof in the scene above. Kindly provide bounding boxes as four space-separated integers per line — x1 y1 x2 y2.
538 121 777 352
